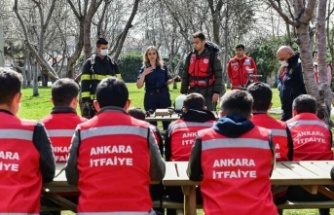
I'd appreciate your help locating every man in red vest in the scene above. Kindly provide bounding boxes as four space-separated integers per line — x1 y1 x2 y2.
65 77 165 215
286 94 333 215
188 90 277 215
165 93 216 213
0 67 55 214
227 44 258 90
42 78 87 163
180 32 224 111
247 82 293 212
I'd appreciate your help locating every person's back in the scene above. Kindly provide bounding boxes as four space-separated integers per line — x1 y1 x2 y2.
0 68 55 213
166 93 216 161
42 78 87 163
66 77 165 214
286 94 333 161
188 90 277 215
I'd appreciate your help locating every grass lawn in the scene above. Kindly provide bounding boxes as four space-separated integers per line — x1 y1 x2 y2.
18 83 334 215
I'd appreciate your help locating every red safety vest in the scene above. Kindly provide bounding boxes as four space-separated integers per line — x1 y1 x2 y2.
0 112 41 214
287 113 333 161
169 120 215 161
188 54 215 88
77 111 152 213
149 124 162 147
199 126 277 215
252 113 290 161
227 56 257 88
42 113 87 163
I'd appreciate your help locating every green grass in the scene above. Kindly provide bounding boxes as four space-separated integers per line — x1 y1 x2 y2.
19 84 334 215
18 83 283 120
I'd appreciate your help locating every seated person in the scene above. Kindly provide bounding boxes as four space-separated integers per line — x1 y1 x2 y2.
0 67 55 214
165 93 216 209
65 77 165 215
247 82 293 208
286 94 333 215
128 107 163 154
187 90 278 215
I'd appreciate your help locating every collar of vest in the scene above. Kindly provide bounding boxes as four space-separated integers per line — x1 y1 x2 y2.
213 114 254 138
252 111 267 115
98 106 127 115
51 106 77 114
181 109 216 122
0 109 14 116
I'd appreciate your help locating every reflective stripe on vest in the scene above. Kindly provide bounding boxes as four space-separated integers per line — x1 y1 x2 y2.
0 129 33 140
169 121 214 131
202 138 271 151
47 129 75 137
287 120 329 130
271 129 287 137
78 212 154 215
81 126 147 140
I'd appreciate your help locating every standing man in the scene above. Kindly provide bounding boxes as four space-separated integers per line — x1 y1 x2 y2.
227 44 258 90
80 38 121 119
66 77 165 214
276 46 306 121
0 67 55 213
42 78 87 163
180 32 224 111
313 50 332 86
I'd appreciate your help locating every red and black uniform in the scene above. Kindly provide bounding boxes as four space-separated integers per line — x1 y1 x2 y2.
0 109 55 214
227 55 257 89
286 113 333 215
181 42 224 111
65 106 165 214
42 107 87 163
188 114 277 215
252 113 293 205
286 113 333 161
165 109 216 204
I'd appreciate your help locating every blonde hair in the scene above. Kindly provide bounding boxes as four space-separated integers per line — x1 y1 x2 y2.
142 46 164 68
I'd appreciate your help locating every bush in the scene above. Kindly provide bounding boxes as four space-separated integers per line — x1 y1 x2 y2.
118 51 143 82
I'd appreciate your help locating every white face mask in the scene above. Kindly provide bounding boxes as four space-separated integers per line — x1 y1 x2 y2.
279 60 288 67
100 49 108 56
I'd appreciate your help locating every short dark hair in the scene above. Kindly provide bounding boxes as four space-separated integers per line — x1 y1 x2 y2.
52 78 79 106
127 107 145 120
183 93 205 111
247 82 272 111
192 32 206 41
293 94 317 114
0 67 23 105
236 44 245 50
96 77 128 108
312 50 318 58
220 90 253 118
96 38 108 47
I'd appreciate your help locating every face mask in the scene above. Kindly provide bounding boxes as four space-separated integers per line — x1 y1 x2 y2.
279 60 288 67
100 49 108 56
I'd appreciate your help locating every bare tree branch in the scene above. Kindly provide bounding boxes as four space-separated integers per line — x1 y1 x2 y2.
267 0 297 26
67 0 81 20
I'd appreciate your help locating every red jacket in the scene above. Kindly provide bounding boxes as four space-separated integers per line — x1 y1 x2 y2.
42 108 87 163
0 112 41 213
199 126 277 215
227 56 257 88
168 120 215 161
252 113 293 161
76 111 152 213
287 113 333 161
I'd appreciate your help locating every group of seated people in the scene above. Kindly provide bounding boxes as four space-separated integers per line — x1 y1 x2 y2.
0 66 333 215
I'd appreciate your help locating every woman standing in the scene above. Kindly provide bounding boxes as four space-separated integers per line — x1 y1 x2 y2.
137 46 177 129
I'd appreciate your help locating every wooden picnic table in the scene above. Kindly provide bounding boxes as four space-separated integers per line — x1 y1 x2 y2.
164 161 334 215
43 161 334 214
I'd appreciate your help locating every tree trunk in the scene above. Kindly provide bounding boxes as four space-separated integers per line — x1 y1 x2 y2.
32 61 39 96
316 0 331 124
0 13 4 67
67 21 84 78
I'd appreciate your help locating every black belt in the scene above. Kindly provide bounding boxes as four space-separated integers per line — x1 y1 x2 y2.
146 87 168 94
